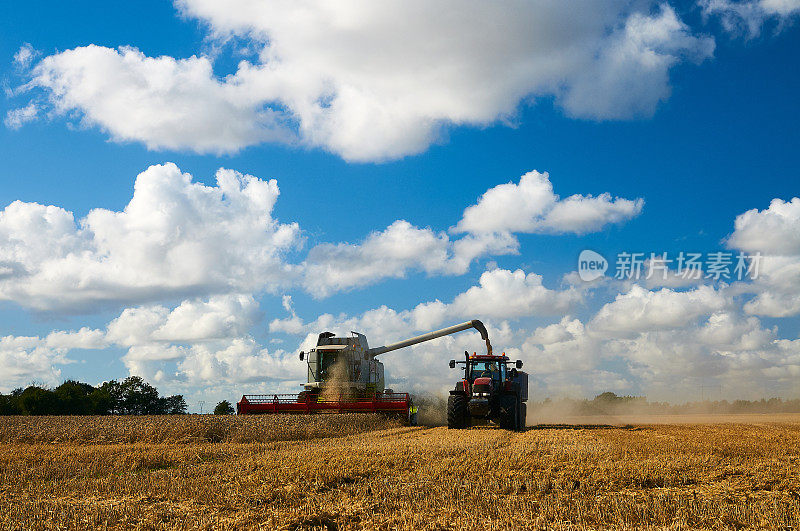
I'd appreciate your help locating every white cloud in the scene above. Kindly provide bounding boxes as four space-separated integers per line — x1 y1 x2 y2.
106 294 259 345
13 44 37 67
450 269 581 319
26 46 292 153
12 1 713 161
560 5 715 119
0 336 68 390
4 266 799 401
702 0 800 37
299 170 641 295
0 163 300 311
728 197 800 255
4 103 38 129
273 266 583 339
108 295 301 388
0 165 641 309
727 198 800 317
0 293 292 392
0 328 109 390
454 170 643 235
301 220 456 297
589 285 728 336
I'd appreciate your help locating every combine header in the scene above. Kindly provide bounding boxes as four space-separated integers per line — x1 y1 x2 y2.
238 320 491 423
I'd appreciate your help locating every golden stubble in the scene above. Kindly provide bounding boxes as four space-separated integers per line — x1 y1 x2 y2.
2 414 800 530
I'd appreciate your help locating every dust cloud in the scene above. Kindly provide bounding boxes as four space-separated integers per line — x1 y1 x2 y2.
412 394 449 426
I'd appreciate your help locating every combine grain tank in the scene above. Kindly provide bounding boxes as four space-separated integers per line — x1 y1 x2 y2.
237 320 491 423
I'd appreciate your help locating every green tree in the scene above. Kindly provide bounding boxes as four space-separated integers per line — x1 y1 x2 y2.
98 380 123 414
214 400 235 415
118 376 161 415
88 386 113 415
161 395 188 414
0 392 21 415
54 380 95 415
18 386 58 415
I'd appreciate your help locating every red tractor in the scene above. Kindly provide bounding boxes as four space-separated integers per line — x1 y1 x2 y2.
447 352 527 431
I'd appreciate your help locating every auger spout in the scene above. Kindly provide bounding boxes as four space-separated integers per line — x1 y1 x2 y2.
368 319 491 357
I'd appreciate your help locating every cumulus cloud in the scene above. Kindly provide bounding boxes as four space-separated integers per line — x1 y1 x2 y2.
559 5 715 119
0 164 641 308
22 46 293 153
106 294 259 346
728 197 800 255
0 163 300 311
273 267 582 339
300 223 520 297
104 294 301 388
0 294 294 393
300 170 641 295
4 266 799 401
450 269 581 319
727 197 800 317
454 170 643 235
0 328 108 390
0 336 69 389
302 221 457 297
702 0 800 37
589 285 728 336
10 1 713 161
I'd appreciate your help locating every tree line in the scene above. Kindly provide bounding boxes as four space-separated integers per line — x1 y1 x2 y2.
0 376 187 415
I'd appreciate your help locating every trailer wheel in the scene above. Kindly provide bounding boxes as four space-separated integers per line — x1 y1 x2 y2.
447 394 468 429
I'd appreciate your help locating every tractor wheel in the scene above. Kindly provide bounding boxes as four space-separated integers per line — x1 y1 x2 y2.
447 394 468 429
519 402 527 431
499 394 519 430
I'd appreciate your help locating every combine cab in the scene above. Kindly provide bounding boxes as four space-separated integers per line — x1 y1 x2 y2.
447 352 528 431
238 320 492 424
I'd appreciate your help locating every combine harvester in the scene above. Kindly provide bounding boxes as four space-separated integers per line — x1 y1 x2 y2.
237 320 492 423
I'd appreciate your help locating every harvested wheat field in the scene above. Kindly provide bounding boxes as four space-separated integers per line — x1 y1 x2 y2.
2 414 800 530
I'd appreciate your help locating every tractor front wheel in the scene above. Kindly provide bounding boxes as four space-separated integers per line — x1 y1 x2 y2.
447 394 468 429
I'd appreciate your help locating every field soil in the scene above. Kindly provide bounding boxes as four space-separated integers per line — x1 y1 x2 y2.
2 414 800 530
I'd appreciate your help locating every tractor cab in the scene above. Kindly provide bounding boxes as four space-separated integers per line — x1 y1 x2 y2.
450 353 523 387
468 358 505 382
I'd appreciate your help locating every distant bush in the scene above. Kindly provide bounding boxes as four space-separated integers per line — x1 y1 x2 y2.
214 400 235 415
0 376 186 416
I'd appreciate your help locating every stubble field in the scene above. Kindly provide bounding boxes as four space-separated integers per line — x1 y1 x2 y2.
2 414 800 530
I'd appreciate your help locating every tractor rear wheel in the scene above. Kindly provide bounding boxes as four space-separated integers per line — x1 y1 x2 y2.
519 402 527 431
447 394 468 429
499 394 519 430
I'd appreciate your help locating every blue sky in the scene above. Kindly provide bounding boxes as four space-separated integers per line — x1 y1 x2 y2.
1 0 799 409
